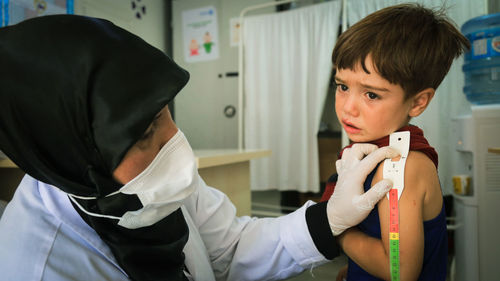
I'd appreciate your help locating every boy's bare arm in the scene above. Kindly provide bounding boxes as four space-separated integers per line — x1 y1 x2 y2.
337 227 391 279
379 151 442 280
377 151 429 280
339 151 439 280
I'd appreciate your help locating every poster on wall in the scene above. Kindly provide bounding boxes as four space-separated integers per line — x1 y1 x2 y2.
1 0 73 27
229 17 240 47
182 6 219 63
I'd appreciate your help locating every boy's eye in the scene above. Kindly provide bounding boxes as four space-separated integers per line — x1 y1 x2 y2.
336 84 348 92
366 92 379 100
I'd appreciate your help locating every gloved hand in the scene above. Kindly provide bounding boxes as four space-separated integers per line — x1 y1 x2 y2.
327 144 399 236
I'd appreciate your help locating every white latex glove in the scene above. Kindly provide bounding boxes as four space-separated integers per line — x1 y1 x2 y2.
327 143 399 236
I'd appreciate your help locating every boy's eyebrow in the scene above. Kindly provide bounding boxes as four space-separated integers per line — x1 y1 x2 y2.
334 76 344 83
334 76 390 92
360 83 390 92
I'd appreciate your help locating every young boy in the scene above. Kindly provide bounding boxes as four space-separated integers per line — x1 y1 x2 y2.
322 4 470 281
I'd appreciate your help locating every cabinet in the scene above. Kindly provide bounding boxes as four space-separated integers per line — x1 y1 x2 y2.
317 131 342 184
451 105 500 281
195 149 271 216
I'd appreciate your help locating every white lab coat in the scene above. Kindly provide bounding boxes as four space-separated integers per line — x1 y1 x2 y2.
0 174 328 281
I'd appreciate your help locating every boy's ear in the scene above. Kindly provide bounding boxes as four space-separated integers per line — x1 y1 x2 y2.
409 88 435 117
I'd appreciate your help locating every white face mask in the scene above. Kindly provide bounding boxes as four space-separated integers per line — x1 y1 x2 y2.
68 130 198 229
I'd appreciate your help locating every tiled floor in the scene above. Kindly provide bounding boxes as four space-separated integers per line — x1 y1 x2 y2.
286 255 348 281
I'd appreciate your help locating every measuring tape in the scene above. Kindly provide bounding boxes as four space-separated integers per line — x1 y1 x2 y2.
389 188 400 280
383 131 410 281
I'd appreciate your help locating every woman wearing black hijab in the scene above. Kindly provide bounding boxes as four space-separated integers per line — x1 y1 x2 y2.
0 15 395 281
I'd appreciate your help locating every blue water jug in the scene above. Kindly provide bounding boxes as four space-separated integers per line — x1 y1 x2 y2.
462 13 500 104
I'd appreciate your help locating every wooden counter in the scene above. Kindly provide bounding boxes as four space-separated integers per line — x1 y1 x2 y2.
194 149 271 216
488 147 500 154
0 157 24 201
0 158 16 168
0 149 271 216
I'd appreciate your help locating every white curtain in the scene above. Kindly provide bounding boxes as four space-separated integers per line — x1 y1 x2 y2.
243 1 341 192
346 0 487 194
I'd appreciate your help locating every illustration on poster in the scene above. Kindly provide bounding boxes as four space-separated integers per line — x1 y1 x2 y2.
203 31 213 53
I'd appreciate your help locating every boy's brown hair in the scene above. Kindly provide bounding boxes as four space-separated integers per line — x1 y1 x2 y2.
332 3 470 99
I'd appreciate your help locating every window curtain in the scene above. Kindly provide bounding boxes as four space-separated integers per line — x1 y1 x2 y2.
346 0 487 194
243 1 341 192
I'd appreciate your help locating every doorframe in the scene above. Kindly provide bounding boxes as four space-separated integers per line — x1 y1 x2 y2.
164 0 176 120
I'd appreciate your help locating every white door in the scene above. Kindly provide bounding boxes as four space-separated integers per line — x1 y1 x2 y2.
171 0 271 149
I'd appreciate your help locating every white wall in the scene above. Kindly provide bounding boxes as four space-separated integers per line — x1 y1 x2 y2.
412 0 488 195
72 0 492 195
74 0 166 52
170 0 333 149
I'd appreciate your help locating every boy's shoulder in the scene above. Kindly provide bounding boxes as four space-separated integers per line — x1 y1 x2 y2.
374 150 439 192
373 150 442 219
405 150 438 179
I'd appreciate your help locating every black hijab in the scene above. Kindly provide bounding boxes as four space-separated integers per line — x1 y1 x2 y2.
0 15 190 280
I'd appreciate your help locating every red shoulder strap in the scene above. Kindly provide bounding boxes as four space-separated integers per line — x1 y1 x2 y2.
320 125 437 202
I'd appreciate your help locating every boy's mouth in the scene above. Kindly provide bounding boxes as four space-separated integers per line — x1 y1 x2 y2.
342 120 361 133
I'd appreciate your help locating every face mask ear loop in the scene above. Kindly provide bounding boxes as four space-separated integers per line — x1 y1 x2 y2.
67 194 122 220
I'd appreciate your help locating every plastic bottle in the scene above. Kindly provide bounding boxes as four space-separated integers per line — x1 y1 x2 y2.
462 13 500 105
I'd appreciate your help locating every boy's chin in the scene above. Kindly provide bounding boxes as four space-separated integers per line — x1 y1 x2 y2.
347 133 380 143
348 136 370 143
346 132 366 142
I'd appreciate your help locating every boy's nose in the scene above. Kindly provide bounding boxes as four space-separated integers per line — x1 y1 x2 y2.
342 93 359 117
